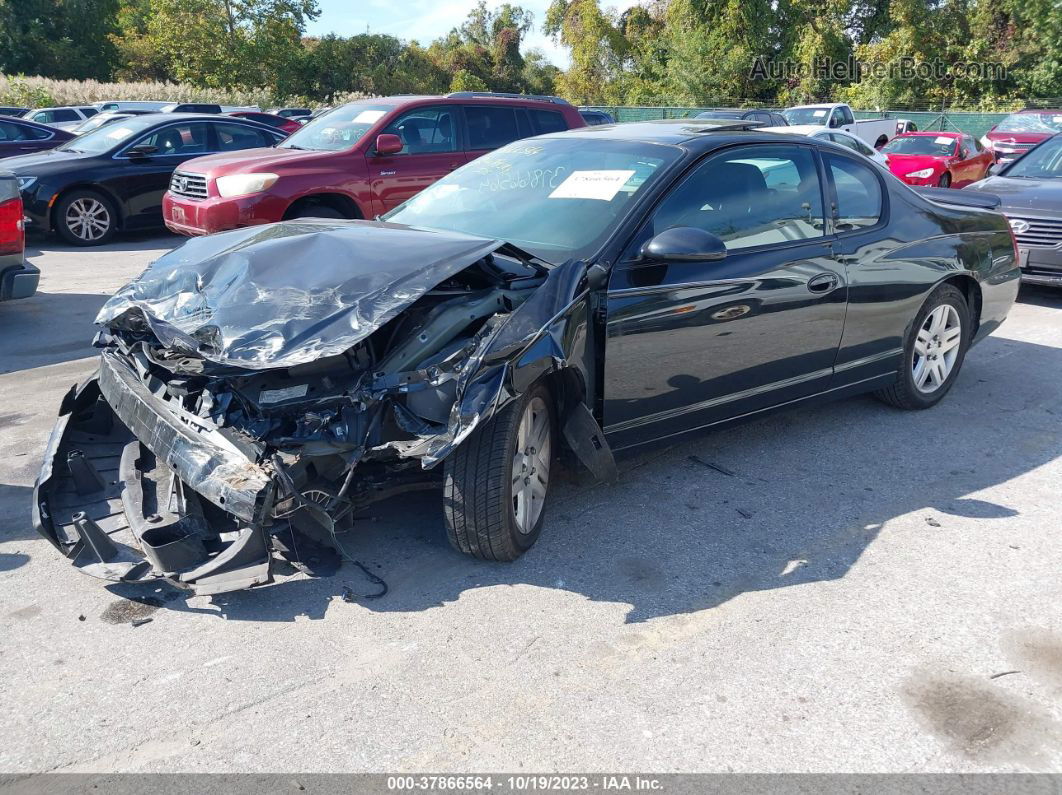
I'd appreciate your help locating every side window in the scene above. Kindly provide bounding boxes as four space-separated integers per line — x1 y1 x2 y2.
31 111 52 123
52 109 79 122
465 106 520 150
212 122 273 151
828 133 860 153
0 121 48 141
81 108 99 118
132 123 211 156
650 144 825 250
972 136 984 152
380 106 458 155
839 106 855 125
528 108 566 135
961 136 974 157
825 153 883 232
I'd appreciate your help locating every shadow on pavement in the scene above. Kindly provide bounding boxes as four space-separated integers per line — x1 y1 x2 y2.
71 332 1056 626
1016 284 1062 308
0 291 113 372
24 230 178 258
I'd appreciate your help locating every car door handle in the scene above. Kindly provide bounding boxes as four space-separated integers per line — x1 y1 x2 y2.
807 273 840 293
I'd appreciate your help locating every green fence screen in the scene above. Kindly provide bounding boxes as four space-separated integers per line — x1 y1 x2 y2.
583 106 1012 138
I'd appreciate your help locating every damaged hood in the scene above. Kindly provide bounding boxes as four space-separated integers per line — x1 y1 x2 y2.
95 220 506 370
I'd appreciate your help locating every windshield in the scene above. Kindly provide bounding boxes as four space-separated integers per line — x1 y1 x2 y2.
72 114 126 135
1002 136 1062 179
279 103 395 151
882 135 957 156
57 115 159 154
995 112 1062 134
782 107 831 125
384 138 677 262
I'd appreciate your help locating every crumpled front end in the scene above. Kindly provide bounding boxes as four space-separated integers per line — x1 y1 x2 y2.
32 221 607 594
33 352 278 595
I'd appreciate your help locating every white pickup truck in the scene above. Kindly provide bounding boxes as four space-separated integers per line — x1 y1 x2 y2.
782 103 897 149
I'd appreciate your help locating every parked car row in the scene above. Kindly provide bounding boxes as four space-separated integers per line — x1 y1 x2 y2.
4 92 1059 291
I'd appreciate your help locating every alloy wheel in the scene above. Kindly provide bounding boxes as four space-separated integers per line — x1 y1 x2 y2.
511 396 551 534
65 197 111 242
913 304 962 393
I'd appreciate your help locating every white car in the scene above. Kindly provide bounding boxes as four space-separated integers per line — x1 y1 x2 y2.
22 106 101 131
762 125 890 167
782 103 896 149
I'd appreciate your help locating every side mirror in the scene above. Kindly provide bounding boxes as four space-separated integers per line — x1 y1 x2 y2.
127 144 158 158
375 133 403 156
640 227 727 263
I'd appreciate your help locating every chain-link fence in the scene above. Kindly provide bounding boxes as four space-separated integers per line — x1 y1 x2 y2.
581 103 1062 138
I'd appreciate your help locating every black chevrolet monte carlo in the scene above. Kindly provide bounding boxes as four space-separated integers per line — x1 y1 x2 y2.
7 113 285 246
32 120 1020 595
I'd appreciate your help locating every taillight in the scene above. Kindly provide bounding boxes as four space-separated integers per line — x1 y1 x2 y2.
0 195 24 257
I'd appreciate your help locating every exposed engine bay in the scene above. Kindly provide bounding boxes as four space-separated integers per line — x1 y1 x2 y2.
32 220 614 594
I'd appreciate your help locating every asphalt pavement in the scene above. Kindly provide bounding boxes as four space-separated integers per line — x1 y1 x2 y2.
1 231 1060 773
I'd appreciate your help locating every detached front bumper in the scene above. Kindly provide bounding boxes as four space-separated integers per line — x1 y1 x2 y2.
32 350 278 595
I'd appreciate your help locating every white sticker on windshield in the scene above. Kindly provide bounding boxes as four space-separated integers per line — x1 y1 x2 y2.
354 110 386 124
1054 116 1062 123
260 384 308 404
548 170 635 201
813 109 827 118
934 136 954 145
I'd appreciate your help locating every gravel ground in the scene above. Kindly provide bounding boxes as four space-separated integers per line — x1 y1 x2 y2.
1 232 1060 774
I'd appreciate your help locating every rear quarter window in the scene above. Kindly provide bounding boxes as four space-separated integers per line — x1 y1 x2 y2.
529 109 568 134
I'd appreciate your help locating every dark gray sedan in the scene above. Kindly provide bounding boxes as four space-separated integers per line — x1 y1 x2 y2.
965 133 1062 287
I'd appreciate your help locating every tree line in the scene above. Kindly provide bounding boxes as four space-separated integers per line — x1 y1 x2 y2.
0 0 1058 109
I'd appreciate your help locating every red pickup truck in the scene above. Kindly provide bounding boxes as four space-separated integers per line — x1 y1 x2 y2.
163 93 586 236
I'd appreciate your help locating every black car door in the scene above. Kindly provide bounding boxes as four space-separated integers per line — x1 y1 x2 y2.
603 142 849 451
111 121 214 226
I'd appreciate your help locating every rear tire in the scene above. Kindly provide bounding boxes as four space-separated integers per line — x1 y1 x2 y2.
874 283 970 410
938 172 952 188
55 189 117 246
443 383 554 561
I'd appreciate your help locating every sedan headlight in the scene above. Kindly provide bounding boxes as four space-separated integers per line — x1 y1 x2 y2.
979 135 992 150
905 168 935 179
215 173 279 198
16 177 36 191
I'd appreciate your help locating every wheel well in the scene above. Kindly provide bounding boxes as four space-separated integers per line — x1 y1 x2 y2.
283 193 362 220
49 184 124 230
942 274 982 336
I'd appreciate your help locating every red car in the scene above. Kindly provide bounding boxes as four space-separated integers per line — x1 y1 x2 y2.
164 93 586 236
225 111 301 135
981 109 1062 166
881 131 993 188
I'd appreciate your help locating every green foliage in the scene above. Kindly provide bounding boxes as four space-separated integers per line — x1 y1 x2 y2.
450 69 490 92
0 0 120 80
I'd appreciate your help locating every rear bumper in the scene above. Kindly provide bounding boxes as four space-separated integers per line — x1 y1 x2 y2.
163 192 283 236
32 350 278 594
0 258 38 301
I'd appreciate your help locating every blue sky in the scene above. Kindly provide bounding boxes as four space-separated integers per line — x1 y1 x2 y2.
305 0 640 67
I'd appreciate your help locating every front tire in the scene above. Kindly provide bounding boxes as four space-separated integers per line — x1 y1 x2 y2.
286 203 347 220
443 383 554 561
55 189 117 246
875 283 970 410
